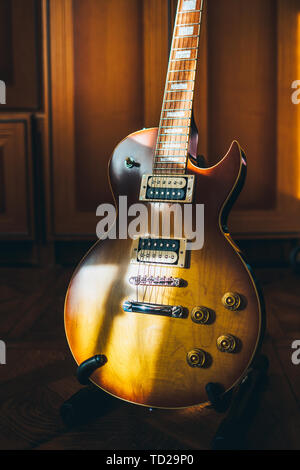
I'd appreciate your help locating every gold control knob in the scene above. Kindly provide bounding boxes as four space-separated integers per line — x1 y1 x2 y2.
191 307 210 324
217 334 237 353
222 292 241 311
187 349 207 368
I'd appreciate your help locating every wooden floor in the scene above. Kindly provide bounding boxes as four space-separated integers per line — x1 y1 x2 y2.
0 266 299 450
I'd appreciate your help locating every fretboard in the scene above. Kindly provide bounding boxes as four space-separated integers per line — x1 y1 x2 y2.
153 0 204 175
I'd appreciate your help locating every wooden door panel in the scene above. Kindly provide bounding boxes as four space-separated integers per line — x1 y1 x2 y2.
49 0 156 236
0 119 33 237
48 0 300 238
0 0 41 110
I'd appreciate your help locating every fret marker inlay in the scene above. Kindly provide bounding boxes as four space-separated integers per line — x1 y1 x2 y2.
161 143 184 149
178 26 194 36
167 111 186 118
175 50 191 59
182 0 197 11
164 128 184 134
171 83 188 90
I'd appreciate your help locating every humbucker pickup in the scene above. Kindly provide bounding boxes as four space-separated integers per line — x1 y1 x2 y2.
130 237 187 268
139 175 195 203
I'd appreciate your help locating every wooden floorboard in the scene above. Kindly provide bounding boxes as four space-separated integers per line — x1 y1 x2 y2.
0 267 299 450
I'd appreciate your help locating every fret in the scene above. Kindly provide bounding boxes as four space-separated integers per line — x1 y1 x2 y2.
157 141 188 147
163 124 190 129
153 170 186 175
159 132 190 138
155 162 187 166
157 144 189 148
155 152 187 155
166 91 193 94
177 22 201 27
168 69 196 73
156 154 188 157
166 90 194 93
174 35 199 39
163 108 192 112
155 162 186 171
170 58 197 62
158 148 188 153
162 116 191 119
168 79 194 83
155 159 186 162
157 140 188 144
162 105 192 109
157 147 188 151
158 143 188 147
159 130 189 135
172 47 198 51
157 150 188 154
160 126 190 130
158 143 189 148
178 9 202 14
158 134 188 138
156 152 188 155
164 99 193 103
156 155 188 159
163 108 192 114
163 109 191 114
161 125 189 128
153 166 186 169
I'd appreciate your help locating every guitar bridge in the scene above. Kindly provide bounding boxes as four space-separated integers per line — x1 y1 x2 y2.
129 275 184 287
139 175 195 203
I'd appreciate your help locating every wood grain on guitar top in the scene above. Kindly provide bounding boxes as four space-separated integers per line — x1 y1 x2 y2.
64 128 263 408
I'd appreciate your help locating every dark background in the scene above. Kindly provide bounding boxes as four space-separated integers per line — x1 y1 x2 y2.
0 0 299 451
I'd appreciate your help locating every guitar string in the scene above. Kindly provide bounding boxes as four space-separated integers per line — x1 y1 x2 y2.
159 3 202 307
136 0 203 307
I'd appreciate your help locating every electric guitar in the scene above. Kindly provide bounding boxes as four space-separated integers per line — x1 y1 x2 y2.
64 0 264 408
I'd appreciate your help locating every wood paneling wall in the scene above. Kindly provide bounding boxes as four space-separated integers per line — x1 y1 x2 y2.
48 0 137 234
48 0 300 239
0 116 34 237
2 0 300 246
0 0 41 241
229 0 300 236
0 0 42 110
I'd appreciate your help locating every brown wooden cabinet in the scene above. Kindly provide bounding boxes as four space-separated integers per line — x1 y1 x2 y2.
47 0 300 239
0 117 34 237
1 0 300 251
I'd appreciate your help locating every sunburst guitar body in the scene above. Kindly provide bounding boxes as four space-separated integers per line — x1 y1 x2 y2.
64 0 264 409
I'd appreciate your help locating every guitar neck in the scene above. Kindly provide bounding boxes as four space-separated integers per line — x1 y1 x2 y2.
153 0 204 176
